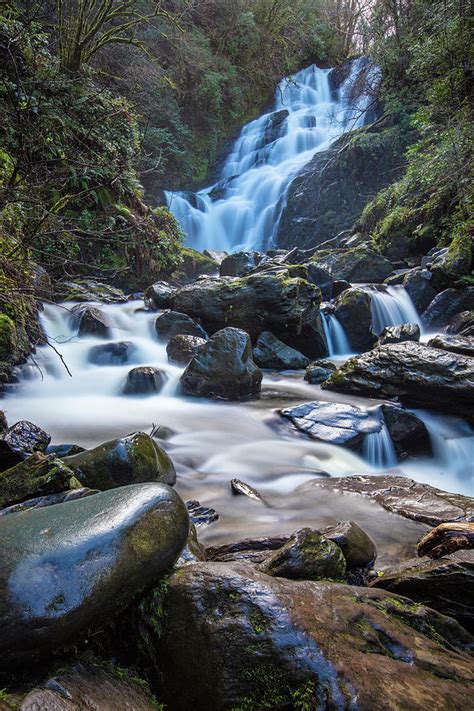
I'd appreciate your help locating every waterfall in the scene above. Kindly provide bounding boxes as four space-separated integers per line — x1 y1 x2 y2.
364 285 422 335
166 57 378 253
363 420 398 468
321 311 351 356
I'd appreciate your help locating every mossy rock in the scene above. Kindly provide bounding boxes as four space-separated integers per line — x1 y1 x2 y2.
0 452 81 509
0 315 17 362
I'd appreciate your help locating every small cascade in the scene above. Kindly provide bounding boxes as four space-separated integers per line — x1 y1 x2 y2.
362 420 398 469
166 57 379 252
364 284 422 335
413 410 474 485
321 311 351 356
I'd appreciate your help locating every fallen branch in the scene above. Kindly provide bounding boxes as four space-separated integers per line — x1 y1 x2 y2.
417 522 474 559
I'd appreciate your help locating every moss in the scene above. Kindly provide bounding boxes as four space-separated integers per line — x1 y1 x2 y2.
0 315 17 362
442 230 472 281
233 663 318 711
248 609 268 635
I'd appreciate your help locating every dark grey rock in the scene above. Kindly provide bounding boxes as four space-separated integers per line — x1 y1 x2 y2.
323 520 377 570
445 310 474 337
123 366 167 395
311 247 393 283
155 310 207 341
88 341 135 366
166 334 207 366
253 331 309 370
0 487 97 516
304 359 336 384
422 287 474 330
376 323 420 346
71 305 111 338
381 404 432 459
219 251 262 277
0 420 51 471
427 334 474 357
0 453 81 509
261 527 346 580
144 281 176 310
306 263 333 300
402 268 438 313
334 287 375 352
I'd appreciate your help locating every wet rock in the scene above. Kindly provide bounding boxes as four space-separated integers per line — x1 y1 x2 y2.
253 331 309 370
64 431 176 489
140 562 474 710
144 281 175 310
0 452 81 509
206 535 290 564
166 334 206 365
400 268 438 313
323 520 377 570
186 500 219 527
0 487 97 516
55 279 127 303
429 236 472 288
261 527 346 581
155 310 207 340
177 523 207 566
181 328 262 400
219 251 262 277
298 475 474 527
88 341 135 366
311 247 393 283
230 478 271 508
71 305 111 338
0 410 7 434
280 401 380 448
446 310 474 337
376 323 420 346
0 483 189 667
171 247 219 284
304 359 336 384
427 334 474 357
171 270 327 358
306 263 333 300
123 366 167 395
422 287 474 330
19 664 158 711
371 551 474 632
0 420 51 471
323 341 474 418
334 287 375 352
46 443 86 457
263 109 289 144
332 279 350 298
381 404 432 459
203 249 228 264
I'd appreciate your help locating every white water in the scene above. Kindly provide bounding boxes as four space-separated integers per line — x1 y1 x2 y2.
363 420 398 468
364 284 422 336
166 58 378 252
322 310 352 356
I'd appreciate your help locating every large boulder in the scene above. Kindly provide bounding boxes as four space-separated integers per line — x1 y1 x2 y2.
0 452 81 510
138 562 474 710
155 310 207 340
144 281 175 310
170 247 219 284
0 420 51 471
323 341 474 418
88 341 135 366
0 487 96 516
422 287 474 330
399 268 438 313
427 334 474 357
219 251 262 277
64 432 176 489
381 404 432 459
334 287 375 351
0 483 189 666
322 520 377 570
376 323 420 346
171 271 327 358
180 328 262 400
306 263 333 300
446 310 474 337
429 235 472 288
166 334 206 365
304 359 336 384
253 331 309 370
311 247 393 283
71 305 111 338
261 527 346 581
280 401 380 448
371 551 474 632
123 366 167 395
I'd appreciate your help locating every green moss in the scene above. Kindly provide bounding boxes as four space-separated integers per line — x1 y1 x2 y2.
233 663 318 711
248 609 268 635
0 315 17 362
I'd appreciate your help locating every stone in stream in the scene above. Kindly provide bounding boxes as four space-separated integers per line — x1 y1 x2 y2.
0 487 97 516
170 270 327 359
88 341 136 366
71 304 111 338
261 527 346 581
123 366 167 395
137 562 474 710
0 452 81 510
304 359 336 384
322 520 377 570
180 328 262 400
63 431 176 489
376 322 420 346
446 310 474 337
422 286 474 330
310 246 393 283
155 310 207 341
334 286 375 352
280 401 380 448
323 341 474 419
219 251 262 277
0 420 51 471
144 280 176 310
427 333 474 357
252 331 309 370
0 483 189 667
186 500 219 527
371 550 474 632
381 403 432 459
166 334 206 366
230 478 271 508
297 475 474 527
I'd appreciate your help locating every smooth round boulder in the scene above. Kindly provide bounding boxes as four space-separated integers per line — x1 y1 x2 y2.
381 403 432 459
253 331 309 370
180 328 262 400
261 528 346 581
219 251 261 277
155 311 206 341
334 287 375 352
0 483 189 667
322 520 376 569
304 359 336 384
123 366 167 395
166 334 206 366
0 420 51 471
71 305 111 338
63 431 176 488
144 281 175 310
88 341 135 366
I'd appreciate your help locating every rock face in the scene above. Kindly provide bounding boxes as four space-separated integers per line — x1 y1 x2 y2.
304 359 336 384
0 420 51 471
166 334 206 365
422 287 474 330
88 341 135 366
396 268 437 313
371 551 474 632
381 404 432 459
446 310 474 337
298 475 474 527
312 247 393 283
56 279 127 303
142 562 474 711
71 305 110 338
0 453 80 509
377 323 420 346
253 331 309 370
170 271 327 358
280 401 380 448
144 281 175 310
323 520 377 569
334 287 375 351
0 483 189 666
306 263 333 300
180 328 262 400
263 109 289 144
323 341 474 418
427 334 474 357
219 251 262 277
64 432 176 489
261 528 346 581
123 367 167 395
155 310 207 340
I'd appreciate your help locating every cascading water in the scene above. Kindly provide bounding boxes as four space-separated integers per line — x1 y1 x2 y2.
166 57 378 253
364 284 422 335
321 310 352 356
362 420 398 469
